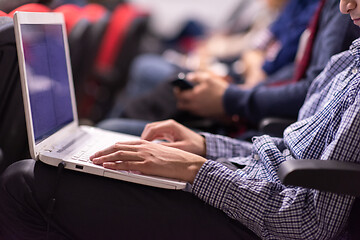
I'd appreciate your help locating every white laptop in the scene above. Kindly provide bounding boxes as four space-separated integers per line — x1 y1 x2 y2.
14 11 187 190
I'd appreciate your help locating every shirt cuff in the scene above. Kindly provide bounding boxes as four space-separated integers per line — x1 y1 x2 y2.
201 132 222 160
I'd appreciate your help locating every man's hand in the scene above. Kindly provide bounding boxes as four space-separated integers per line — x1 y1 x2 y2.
241 50 267 89
141 119 206 157
174 72 228 118
90 120 207 183
90 141 206 184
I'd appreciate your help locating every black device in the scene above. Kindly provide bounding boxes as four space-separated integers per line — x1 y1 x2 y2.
171 72 194 90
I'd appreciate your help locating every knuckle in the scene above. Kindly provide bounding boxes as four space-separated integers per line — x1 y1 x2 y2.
92 151 100 158
167 119 176 125
138 139 148 146
98 156 108 163
142 159 153 168
121 161 131 169
145 123 154 131
114 142 122 149
114 151 124 158
137 151 148 160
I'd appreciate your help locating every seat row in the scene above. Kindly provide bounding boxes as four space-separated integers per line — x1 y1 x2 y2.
1 2 149 122
0 2 149 172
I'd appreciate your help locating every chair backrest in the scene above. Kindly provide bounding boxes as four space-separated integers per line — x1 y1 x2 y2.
53 4 111 121
53 4 82 34
75 13 111 120
85 4 148 122
0 11 8 17
81 3 108 22
0 0 41 13
8 3 51 17
67 18 93 88
0 17 30 173
70 4 110 90
0 148 3 165
3 2 149 125
95 4 139 75
111 15 148 88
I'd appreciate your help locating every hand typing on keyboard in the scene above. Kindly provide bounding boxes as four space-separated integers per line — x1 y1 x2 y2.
90 120 207 183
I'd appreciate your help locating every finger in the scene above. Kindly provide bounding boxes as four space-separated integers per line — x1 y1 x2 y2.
176 89 193 102
142 133 173 142
186 72 196 81
173 87 181 96
92 150 141 165
90 140 144 160
176 100 191 110
187 71 209 84
141 121 175 141
176 93 197 111
186 71 209 83
141 122 163 140
174 87 192 100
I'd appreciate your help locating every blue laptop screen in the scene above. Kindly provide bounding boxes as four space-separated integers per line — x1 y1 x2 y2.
21 24 74 143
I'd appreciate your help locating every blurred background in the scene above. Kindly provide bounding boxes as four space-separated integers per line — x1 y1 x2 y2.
2 0 341 172
126 0 239 38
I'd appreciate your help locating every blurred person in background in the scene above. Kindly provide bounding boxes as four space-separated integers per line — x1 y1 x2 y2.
104 0 358 139
112 0 295 110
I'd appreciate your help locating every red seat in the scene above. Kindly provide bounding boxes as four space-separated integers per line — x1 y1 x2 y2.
8 3 51 17
53 4 82 34
81 3 108 23
0 11 8 17
95 4 141 74
82 3 149 122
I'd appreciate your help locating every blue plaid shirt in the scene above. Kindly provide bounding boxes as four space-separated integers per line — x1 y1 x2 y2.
192 38 360 239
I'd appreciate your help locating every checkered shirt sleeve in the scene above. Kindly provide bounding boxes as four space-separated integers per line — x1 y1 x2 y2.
191 38 360 239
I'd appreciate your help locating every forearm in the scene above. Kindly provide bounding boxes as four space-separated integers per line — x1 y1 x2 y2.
192 160 354 239
223 80 311 124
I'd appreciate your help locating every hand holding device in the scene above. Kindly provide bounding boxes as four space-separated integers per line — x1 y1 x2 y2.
171 72 194 90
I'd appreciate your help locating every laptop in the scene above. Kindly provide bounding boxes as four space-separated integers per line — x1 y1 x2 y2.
13 11 187 190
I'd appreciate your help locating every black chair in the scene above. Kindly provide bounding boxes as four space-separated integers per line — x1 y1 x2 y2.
82 11 111 84
94 15 149 120
258 117 296 138
68 18 93 89
278 159 360 238
0 17 30 174
0 148 3 166
72 13 111 121
279 159 360 196
88 11 149 123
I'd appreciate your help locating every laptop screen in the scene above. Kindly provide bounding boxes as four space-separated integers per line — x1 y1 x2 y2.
21 23 74 143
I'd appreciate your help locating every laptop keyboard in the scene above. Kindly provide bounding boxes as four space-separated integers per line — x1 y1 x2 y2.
71 138 103 162
70 134 121 163
51 128 139 165
70 136 140 175
71 145 95 162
